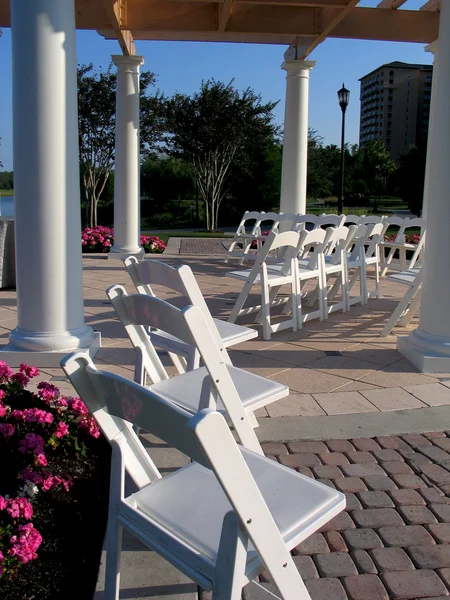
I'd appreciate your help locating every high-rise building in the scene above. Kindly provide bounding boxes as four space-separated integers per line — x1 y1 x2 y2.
359 61 433 160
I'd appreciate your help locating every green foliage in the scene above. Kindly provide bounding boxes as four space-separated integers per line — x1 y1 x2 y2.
0 172 13 190
77 63 164 228
162 79 279 230
396 144 426 216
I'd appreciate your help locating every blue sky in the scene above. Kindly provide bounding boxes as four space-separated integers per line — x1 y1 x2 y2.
0 1 433 171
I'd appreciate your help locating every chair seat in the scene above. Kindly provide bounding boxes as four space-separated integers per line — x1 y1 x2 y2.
381 241 417 250
149 364 288 413
387 268 421 286
227 268 293 285
129 448 345 570
150 318 257 354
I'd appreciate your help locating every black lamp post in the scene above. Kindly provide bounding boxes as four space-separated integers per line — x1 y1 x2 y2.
337 83 350 214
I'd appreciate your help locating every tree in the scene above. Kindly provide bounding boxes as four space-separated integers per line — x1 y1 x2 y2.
360 141 396 211
163 79 278 230
397 144 427 216
77 64 164 228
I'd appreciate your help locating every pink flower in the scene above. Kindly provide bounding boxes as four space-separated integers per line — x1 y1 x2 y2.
37 381 59 402
22 469 43 485
9 523 42 563
35 453 47 467
0 423 14 438
0 361 13 380
19 364 39 378
0 495 6 511
0 389 6 400
18 433 45 454
0 549 4 577
68 397 89 415
0 402 7 417
6 497 33 520
42 476 53 491
54 421 69 438
11 372 30 387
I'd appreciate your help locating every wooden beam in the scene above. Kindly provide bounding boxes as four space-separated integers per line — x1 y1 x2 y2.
102 0 135 55
420 0 440 11
377 0 408 8
218 0 233 30
126 6 439 43
299 0 359 58
332 7 438 42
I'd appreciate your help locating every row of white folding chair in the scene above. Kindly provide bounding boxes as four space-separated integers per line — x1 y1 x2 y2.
306 222 384 312
227 223 386 340
227 227 352 340
225 211 296 264
62 352 345 600
380 216 426 276
225 212 347 265
380 267 422 337
124 256 258 373
107 283 289 432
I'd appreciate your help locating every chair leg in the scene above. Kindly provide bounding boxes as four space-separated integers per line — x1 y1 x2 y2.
261 279 272 341
186 348 201 371
213 512 247 600
398 288 422 327
380 284 418 337
168 352 188 375
104 518 123 600
247 411 259 428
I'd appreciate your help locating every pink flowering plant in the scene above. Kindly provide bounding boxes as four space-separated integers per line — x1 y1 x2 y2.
384 232 420 245
82 226 166 254
0 361 102 584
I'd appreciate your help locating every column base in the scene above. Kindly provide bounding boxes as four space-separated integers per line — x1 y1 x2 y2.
397 329 450 374
108 247 144 261
0 330 101 368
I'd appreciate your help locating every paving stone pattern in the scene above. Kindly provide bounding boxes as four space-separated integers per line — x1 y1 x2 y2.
200 432 450 600
179 238 228 254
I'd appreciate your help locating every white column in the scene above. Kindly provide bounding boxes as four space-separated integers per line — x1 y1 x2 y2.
421 41 438 222
280 60 315 216
109 55 144 259
2 0 99 367
397 2 450 372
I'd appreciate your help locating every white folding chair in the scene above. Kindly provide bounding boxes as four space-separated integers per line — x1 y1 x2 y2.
292 214 319 232
107 286 289 434
315 214 346 229
344 214 364 226
227 231 300 340
380 217 426 276
320 225 356 316
380 267 422 337
346 223 384 306
124 257 257 373
62 353 345 600
225 211 263 264
293 227 335 325
358 215 387 226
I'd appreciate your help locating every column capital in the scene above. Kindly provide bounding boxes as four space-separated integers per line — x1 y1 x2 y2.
111 55 144 69
281 60 316 75
425 40 438 57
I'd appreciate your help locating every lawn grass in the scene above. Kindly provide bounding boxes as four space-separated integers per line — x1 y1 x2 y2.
0 189 14 196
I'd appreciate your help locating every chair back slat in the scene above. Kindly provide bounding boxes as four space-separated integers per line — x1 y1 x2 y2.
124 256 188 297
344 214 363 225
61 354 164 486
125 259 223 348
121 291 197 349
107 285 169 385
292 214 319 231
239 211 263 235
315 214 346 229
358 215 386 225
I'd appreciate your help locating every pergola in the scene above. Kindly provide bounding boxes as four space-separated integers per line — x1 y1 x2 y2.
0 0 447 373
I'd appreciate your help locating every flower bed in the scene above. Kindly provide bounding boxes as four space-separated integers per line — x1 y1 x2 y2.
384 233 420 245
0 362 110 599
82 226 166 254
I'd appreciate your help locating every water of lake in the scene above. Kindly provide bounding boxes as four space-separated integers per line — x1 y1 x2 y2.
0 196 14 217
